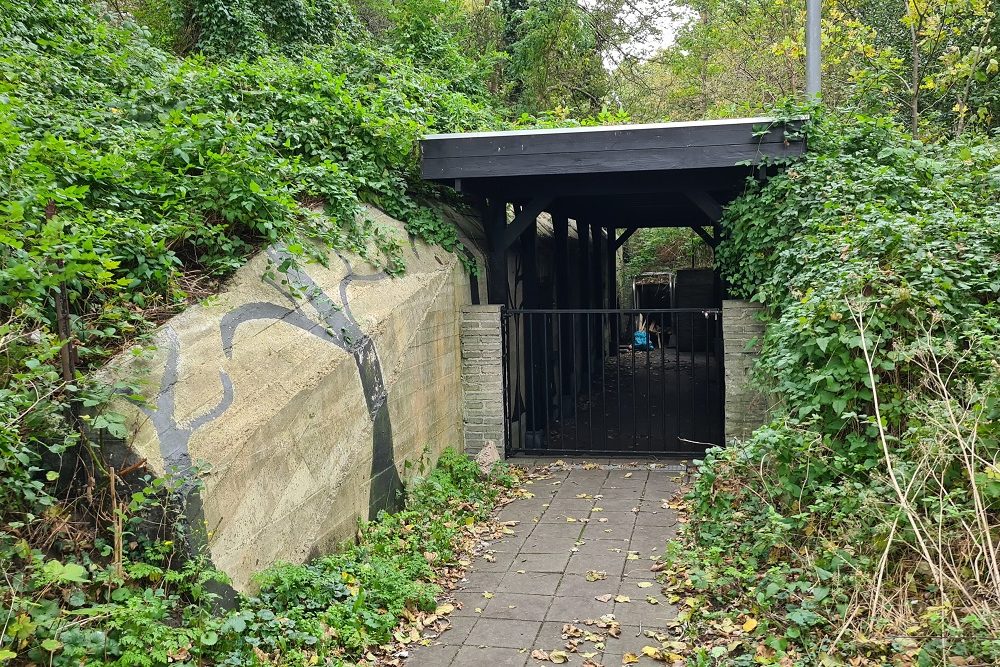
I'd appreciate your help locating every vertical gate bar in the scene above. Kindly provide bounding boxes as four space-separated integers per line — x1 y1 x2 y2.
616 312 622 453
601 311 607 454
501 310 509 456
543 313 551 450
527 314 535 451
645 325 651 454
556 312 564 447
631 313 637 452
689 312 695 449
704 313 711 447
660 316 666 453
716 312 724 444
572 313 579 448
674 313 681 449
586 312 594 452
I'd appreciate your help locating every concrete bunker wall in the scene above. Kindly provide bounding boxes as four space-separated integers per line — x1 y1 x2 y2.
114 205 486 590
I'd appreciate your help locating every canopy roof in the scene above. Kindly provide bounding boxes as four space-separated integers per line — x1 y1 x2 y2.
420 116 806 227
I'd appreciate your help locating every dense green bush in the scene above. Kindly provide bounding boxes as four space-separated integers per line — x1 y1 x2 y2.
671 111 1000 665
0 0 508 663
2 449 513 665
0 0 496 520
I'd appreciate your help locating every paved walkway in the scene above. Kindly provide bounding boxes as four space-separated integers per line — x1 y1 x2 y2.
408 459 685 667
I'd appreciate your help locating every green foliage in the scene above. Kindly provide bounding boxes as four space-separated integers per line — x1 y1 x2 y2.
0 0 496 521
622 227 713 280
508 0 609 114
625 0 1000 135
671 109 1000 664
1 449 514 665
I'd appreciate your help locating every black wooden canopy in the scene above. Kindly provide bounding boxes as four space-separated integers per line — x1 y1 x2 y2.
419 116 806 304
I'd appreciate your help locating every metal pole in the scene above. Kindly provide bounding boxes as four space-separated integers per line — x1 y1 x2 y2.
806 0 821 98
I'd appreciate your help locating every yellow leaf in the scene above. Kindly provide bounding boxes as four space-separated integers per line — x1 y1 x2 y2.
742 617 758 633
614 595 631 603
622 653 640 664
637 582 653 588
483 592 494 599
435 604 455 615
549 650 569 663
642 645 663 659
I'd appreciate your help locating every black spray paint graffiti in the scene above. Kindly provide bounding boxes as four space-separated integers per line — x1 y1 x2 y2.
136 327 237 604
145 327 235 473
137 247 402 577
219 250 404 519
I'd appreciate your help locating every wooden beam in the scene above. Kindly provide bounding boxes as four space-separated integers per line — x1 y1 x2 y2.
614 226 638 250
690 225 718 248
422 143 803 180
483 199 507 304
686 191 723 223
500 196 552 251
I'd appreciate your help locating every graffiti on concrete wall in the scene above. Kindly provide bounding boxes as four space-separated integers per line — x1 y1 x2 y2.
140 248 404 571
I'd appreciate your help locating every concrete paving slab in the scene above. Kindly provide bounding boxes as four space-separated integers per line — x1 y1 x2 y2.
481 592 551 621
465 617 541 648
407 462 684 667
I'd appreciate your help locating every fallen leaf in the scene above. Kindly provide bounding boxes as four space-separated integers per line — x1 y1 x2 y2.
614 595 631 603
549 650 569 663
586 570 607 582
637 582 653 588
645 596 659 605
594 594 613 603
622 653 640 664
641 646 663 659
435 604 455 615
482 592 494 599
742 617 758 633
531 649 549 661
624 473 633 478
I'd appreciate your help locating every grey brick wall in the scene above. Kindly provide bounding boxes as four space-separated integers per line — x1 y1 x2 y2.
460 305 505 455
722 300 768 442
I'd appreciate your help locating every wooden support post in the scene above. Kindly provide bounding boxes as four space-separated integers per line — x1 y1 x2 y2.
484 200 507 305
576 218 590 308
576 218 590 392
590 221 603 367
590 221 602 311
522 211 538 307
553 213 569 309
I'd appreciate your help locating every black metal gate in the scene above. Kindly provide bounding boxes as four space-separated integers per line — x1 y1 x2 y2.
502 308 723 457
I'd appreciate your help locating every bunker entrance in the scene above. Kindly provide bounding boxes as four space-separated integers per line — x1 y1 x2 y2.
420 117 804 457
503 308 722 456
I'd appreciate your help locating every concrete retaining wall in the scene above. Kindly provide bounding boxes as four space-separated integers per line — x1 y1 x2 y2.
722 299 768 442
112 205 483 590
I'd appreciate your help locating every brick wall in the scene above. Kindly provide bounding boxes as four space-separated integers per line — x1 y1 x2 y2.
722 300 768 442
460 305 505 455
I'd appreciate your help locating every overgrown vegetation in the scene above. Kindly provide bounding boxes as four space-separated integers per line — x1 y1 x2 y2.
0 0 513 663
622 228 714 280
661 110 1000 665
2 448 514 665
